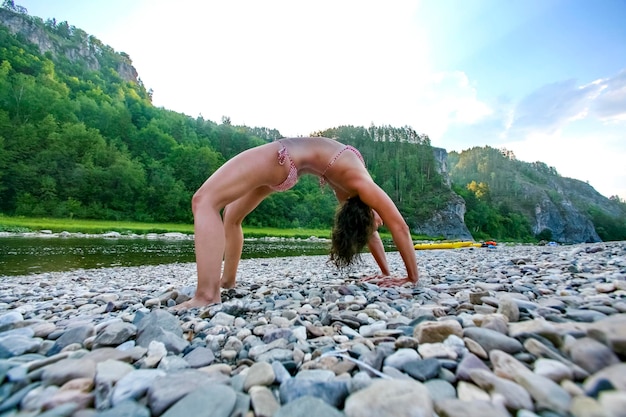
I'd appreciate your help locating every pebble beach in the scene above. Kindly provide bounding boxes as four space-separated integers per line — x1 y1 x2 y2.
1 241 625 417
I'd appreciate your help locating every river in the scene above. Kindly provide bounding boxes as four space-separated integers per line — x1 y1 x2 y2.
0 236 334 276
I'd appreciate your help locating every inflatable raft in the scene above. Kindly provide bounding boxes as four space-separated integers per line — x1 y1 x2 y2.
413 241 475 250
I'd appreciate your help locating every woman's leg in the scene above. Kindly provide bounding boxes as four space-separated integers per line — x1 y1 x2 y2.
174 143 287 309
186 190 225 307
221 186 273 288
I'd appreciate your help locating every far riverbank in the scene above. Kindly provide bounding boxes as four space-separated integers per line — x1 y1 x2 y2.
0 215 335 240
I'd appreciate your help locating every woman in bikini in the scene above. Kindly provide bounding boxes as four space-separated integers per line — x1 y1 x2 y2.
176 137 419 309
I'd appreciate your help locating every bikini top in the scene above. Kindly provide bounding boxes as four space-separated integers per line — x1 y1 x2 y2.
319 145 365 187
270 141 365 192
269 144 298 192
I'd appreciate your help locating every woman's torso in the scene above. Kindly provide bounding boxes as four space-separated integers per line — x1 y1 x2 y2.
277 137 369 197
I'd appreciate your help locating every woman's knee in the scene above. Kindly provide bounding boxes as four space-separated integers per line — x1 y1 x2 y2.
192 188 219 215
223 204 245 226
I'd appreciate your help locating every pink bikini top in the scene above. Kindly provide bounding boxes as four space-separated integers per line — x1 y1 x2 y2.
319 145 365 187
270 142 365 192
269 144 298 192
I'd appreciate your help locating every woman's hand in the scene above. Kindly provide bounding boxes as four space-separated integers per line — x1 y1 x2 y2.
360 274 389 282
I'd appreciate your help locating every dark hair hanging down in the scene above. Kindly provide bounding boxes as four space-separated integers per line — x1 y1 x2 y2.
329 196 375 269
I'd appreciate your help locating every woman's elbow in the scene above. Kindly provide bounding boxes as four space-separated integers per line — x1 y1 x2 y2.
390 221 410 237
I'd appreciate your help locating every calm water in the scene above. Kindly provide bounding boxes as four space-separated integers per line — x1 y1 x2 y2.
0 237 332 276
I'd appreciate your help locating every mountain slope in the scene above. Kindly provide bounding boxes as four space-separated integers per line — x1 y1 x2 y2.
447 146 626 242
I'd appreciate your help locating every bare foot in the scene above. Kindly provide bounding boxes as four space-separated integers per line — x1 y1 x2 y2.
367 277 417 287
220 279 236 289
172 296 221 311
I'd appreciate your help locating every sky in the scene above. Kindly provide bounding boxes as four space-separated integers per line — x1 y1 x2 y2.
15 0 626 200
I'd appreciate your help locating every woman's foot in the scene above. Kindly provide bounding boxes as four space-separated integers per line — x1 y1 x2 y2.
373 277 417 287
220 277 236 289
172 295 221 311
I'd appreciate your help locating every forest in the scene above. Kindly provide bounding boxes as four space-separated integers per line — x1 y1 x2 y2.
1 3 625 242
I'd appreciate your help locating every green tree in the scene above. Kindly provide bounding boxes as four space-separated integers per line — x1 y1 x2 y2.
166 145 222 191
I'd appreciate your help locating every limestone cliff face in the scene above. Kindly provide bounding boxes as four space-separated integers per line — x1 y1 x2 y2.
432 147 451 187
534 197 600 243
412 147 473 240
531 179 601 243
0 8 138 83
412 192 474 240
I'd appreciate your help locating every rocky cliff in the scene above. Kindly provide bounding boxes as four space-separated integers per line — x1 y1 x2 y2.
412 192 474 240
533 192 601 243
412 147 473 240
0 8 138 83
519 173 604 243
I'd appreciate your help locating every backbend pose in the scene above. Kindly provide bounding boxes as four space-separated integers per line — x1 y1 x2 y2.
176 137 419 309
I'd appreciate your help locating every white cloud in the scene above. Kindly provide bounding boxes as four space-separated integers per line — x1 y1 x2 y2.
498 69 626 140
438 69 626 199
502 71 626 199
507 79 602 136
109 0 434 136
426 72 492 123
591 69 626 122
402 71 493 143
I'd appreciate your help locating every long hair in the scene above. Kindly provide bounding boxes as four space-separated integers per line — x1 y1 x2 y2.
329 196 375 269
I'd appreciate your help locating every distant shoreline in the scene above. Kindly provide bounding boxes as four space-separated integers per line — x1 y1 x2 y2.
0 216 336 240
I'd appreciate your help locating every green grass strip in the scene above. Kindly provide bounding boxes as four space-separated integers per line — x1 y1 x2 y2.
0 215 191 235
0 215 333 238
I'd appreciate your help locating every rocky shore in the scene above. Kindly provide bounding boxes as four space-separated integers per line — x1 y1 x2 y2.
1 242 625 417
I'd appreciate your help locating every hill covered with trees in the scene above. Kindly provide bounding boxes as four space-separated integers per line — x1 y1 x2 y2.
448 147 626 242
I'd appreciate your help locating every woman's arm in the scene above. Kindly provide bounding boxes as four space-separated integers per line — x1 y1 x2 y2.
355 180 419 285
334 188 392 277
366 211 391 276
367 230 391 276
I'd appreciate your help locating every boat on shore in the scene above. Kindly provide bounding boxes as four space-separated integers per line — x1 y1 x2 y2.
414 240 498 250
413 241 476 250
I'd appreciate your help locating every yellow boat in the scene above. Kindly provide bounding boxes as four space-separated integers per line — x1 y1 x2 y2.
414 241 475 250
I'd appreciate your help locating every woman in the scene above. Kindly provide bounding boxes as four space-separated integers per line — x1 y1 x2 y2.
176 137 419 309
